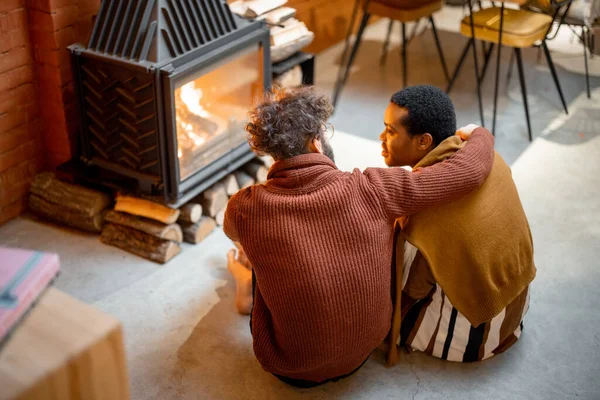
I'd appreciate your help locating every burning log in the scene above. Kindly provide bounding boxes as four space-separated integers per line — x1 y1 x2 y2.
243 160 268 183
180 217 217 244
176 102 218 135
114 195 180 224
178 203 203 224
29 195 105 233
101 223 181 264
104 210 183 243
199 184 228 217
234 171 255 190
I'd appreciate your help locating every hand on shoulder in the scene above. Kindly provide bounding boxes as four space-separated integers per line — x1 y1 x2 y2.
456 124 480 141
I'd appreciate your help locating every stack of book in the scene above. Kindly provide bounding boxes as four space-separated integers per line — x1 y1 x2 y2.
229 0 315 63
0 247 60 346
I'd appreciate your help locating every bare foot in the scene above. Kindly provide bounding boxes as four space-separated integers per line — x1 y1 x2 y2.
227 249 253 315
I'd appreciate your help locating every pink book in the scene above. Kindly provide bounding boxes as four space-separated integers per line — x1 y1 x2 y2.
0 247 60 345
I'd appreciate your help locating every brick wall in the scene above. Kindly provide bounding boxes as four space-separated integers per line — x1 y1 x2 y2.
0 0 43 225
0 0 100 225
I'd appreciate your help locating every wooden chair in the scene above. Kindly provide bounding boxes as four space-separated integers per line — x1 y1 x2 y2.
521 0 597 98
333 0 449 107
447 0 570 141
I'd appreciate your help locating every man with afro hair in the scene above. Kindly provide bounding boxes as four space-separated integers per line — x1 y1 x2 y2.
380 85 536 364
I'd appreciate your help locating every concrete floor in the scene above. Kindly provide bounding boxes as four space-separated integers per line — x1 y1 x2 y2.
2 8 600 399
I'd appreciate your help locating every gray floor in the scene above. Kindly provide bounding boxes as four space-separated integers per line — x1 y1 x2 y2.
1 11 600 400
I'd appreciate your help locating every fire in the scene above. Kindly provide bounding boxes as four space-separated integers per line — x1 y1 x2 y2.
176 81 213 159
180 81 210 118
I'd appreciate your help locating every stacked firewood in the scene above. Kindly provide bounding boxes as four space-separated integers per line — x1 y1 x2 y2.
101 196 183 264
28 157 273 263
182 158 271 243
28 173 111 233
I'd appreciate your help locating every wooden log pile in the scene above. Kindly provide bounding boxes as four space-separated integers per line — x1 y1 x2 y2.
28 173 111 233
101 196 183 264
27 156 273 262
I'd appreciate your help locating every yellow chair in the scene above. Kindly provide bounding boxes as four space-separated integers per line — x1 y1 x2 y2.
447 1 570 141
333 0 449 107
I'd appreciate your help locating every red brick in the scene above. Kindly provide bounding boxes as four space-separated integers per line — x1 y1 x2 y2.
40 98 67 124
0 159 35 190
33 46 60 66
0 0 25 14
0 65 33 92
0 141 34 172
55 25 75 48
27 0 76 13
0 83 36 115
0 28 28 52
28 9 54 32
0 122 38 153
0 197 28 225
0 126 26 153
0 8 27 33
75 18 93 43
28 26 57 49
0 47 31 74
36 63 62 87
78 0 100 19
51 5 77 30
0 109 27 133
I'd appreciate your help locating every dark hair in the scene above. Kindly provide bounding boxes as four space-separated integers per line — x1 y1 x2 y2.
390 85 456 146
245 86 334 160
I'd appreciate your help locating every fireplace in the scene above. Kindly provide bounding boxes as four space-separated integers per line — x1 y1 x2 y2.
68 0 271 207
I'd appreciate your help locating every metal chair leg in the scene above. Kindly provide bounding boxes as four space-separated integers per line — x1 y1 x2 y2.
467 0 484 127
402 22 408 88
541 40 569 115
492 3 504 136
515 48 533 142
333 12 371 107
380 19 395 66
447 39 472 93
333 0 361 109
479 43 495 85
583 26 591 99
506 50 515 86
429 16 450 83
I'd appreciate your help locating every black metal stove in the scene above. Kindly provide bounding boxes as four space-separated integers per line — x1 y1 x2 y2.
69 0 271 207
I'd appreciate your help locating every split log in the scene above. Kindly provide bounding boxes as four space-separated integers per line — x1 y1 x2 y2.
178 203 203 224
104 210 183 242
181 217 217 244
199 184 228 217
30 172 111 217
221 174 240 197
101 223 181 264
243 161 268 183
234 171 255 190
259 155 275 169
114 195 180 224
215 206 226 226
29 194 104 232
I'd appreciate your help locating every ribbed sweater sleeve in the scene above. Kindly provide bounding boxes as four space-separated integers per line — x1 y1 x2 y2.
223 195 240 242
364 128 495 220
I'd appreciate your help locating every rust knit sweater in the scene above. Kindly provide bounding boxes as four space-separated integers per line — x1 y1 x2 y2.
224 128 495 382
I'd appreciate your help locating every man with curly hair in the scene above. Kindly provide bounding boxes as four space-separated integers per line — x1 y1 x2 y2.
380 85 535 364
224 85 495 387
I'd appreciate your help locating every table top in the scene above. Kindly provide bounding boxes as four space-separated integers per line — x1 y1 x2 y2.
0 288 121 400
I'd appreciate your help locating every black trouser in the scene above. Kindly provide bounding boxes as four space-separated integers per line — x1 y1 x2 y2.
273 356 370 388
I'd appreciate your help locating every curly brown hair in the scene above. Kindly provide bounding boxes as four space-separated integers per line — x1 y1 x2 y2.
245 86 334 160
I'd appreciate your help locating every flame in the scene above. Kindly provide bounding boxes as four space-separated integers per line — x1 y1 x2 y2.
180 81 210 118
